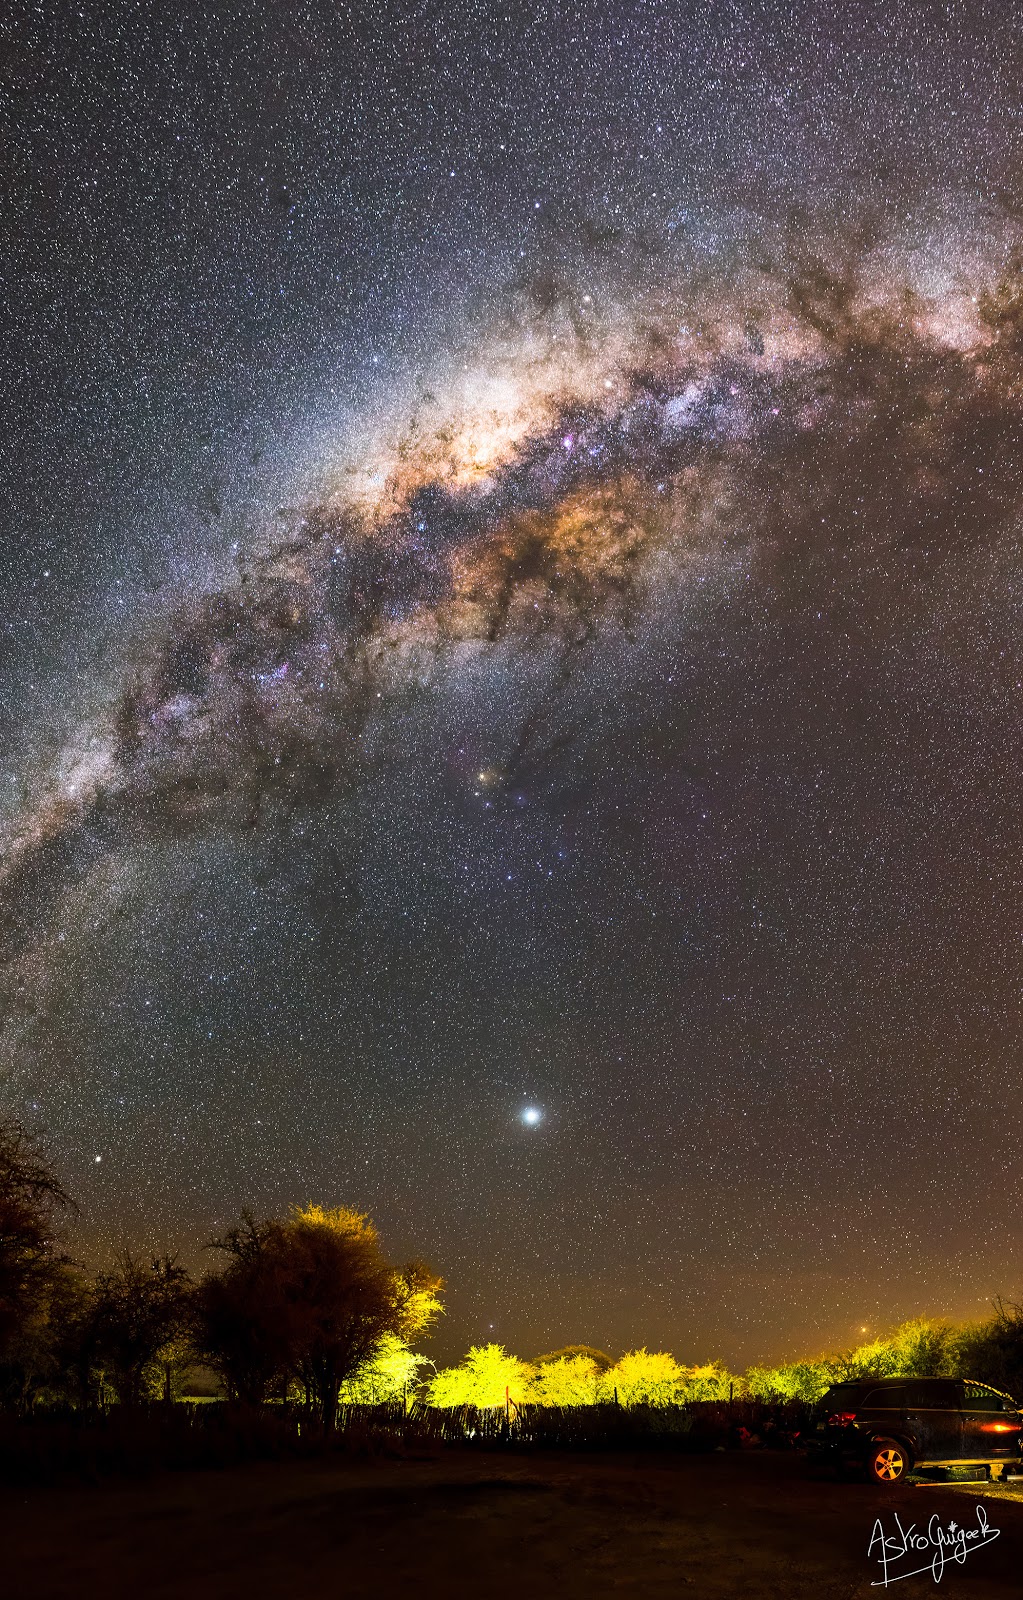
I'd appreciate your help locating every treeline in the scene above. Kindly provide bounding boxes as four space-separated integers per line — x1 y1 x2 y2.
434 1310 1023 1410
743 1313 1023 1403
4 1119 1023 1423
426 1343 732 1408
0 1121 440 1425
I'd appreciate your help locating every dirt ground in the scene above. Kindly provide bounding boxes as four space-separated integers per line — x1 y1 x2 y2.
4 1448 1023 1599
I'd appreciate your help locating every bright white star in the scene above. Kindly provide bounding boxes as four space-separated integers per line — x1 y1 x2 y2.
521 1106 542 1126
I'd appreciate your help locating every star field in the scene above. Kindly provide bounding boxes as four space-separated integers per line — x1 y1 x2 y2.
3 0 1023 1369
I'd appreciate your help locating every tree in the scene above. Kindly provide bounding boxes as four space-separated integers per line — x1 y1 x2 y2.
836 1332 901 1380
600 1349 685 1407
0 1120 76 1409
338 1332 430 1405
528 1353 602 1406
889 1317 957 1378
280 1206 442 1430
195 1213 296 1404
744 1358 839 1402
197 1205 442 1427
88 1254 192 1406
957 1301 1023 1398
46 1266 110 1409
533 1344 614 1371
678 1362 737 1402
428 1344 535 1408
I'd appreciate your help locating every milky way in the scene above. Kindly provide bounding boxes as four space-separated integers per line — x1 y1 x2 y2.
5 240 1022 996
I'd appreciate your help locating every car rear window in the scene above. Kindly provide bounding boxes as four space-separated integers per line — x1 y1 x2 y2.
861 1387 906 1408
819 1384 865 1411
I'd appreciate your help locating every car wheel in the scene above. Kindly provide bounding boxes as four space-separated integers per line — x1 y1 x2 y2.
868 1438 910 1484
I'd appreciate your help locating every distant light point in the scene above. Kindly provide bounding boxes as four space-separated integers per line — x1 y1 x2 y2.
521 1106 542 1126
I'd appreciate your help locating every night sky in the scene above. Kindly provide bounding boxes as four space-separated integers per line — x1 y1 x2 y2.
3 0 1023 1369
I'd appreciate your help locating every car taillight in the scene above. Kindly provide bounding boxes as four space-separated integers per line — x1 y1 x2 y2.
827 1411 857 1425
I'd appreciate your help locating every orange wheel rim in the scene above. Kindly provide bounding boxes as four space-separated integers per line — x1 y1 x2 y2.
875 1449 903 1480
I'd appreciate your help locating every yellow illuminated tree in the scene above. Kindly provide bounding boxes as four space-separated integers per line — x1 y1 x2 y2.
428 1343 535 1407
600 1348 685 1406
528 1353 602 1406
743 1359 837 1401
679 1362 737 1402
338 1332 429 1404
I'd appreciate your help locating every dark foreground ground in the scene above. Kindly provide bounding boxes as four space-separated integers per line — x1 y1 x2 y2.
4 1448 1023 1599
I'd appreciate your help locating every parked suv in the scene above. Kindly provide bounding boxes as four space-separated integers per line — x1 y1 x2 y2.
808 1376 1023 1484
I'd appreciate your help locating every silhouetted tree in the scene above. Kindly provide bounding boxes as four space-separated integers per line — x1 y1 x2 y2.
195 1213 297 1404
46 1266 107 1408
88 1254 192 1406
0 1120 76 1410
